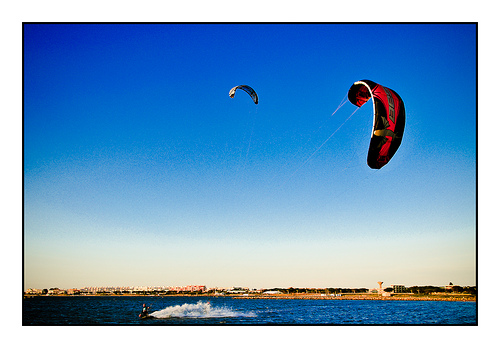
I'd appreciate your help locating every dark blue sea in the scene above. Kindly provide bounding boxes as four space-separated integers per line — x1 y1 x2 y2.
22 296 476 325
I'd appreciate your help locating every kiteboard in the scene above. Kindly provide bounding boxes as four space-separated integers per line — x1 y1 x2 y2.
139 312 152 320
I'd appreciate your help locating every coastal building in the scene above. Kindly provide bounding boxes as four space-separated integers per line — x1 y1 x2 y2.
392 285 408 293
47 288 63 295
25 288 43 295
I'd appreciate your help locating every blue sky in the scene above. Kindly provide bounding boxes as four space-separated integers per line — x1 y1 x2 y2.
23 23 476 290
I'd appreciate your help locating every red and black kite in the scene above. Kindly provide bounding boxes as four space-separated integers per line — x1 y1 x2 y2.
348 80 405 169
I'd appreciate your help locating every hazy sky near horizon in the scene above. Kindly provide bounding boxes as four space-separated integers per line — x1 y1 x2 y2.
23 23 476 290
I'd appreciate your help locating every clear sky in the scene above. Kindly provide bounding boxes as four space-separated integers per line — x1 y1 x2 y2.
23 23 477 291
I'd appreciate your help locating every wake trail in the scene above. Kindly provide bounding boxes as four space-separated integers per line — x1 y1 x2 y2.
150 300 256 319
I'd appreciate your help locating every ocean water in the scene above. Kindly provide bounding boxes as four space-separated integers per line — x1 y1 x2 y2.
22 296 476 325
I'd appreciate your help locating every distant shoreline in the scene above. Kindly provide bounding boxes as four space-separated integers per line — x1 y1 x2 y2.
23 293 476 302
230 294 476 302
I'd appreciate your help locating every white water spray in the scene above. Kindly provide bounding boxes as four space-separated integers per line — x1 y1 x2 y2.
149 301 256 319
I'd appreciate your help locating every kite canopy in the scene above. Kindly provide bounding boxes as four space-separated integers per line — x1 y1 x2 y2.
348 80 405 169
229 85 258 104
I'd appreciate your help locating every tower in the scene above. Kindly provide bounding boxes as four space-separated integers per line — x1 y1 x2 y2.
378 281 383 289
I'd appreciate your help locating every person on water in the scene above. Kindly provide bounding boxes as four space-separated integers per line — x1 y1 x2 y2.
141 304 149 317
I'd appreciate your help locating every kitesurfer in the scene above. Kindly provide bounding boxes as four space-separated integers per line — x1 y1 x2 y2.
140 303 150 318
